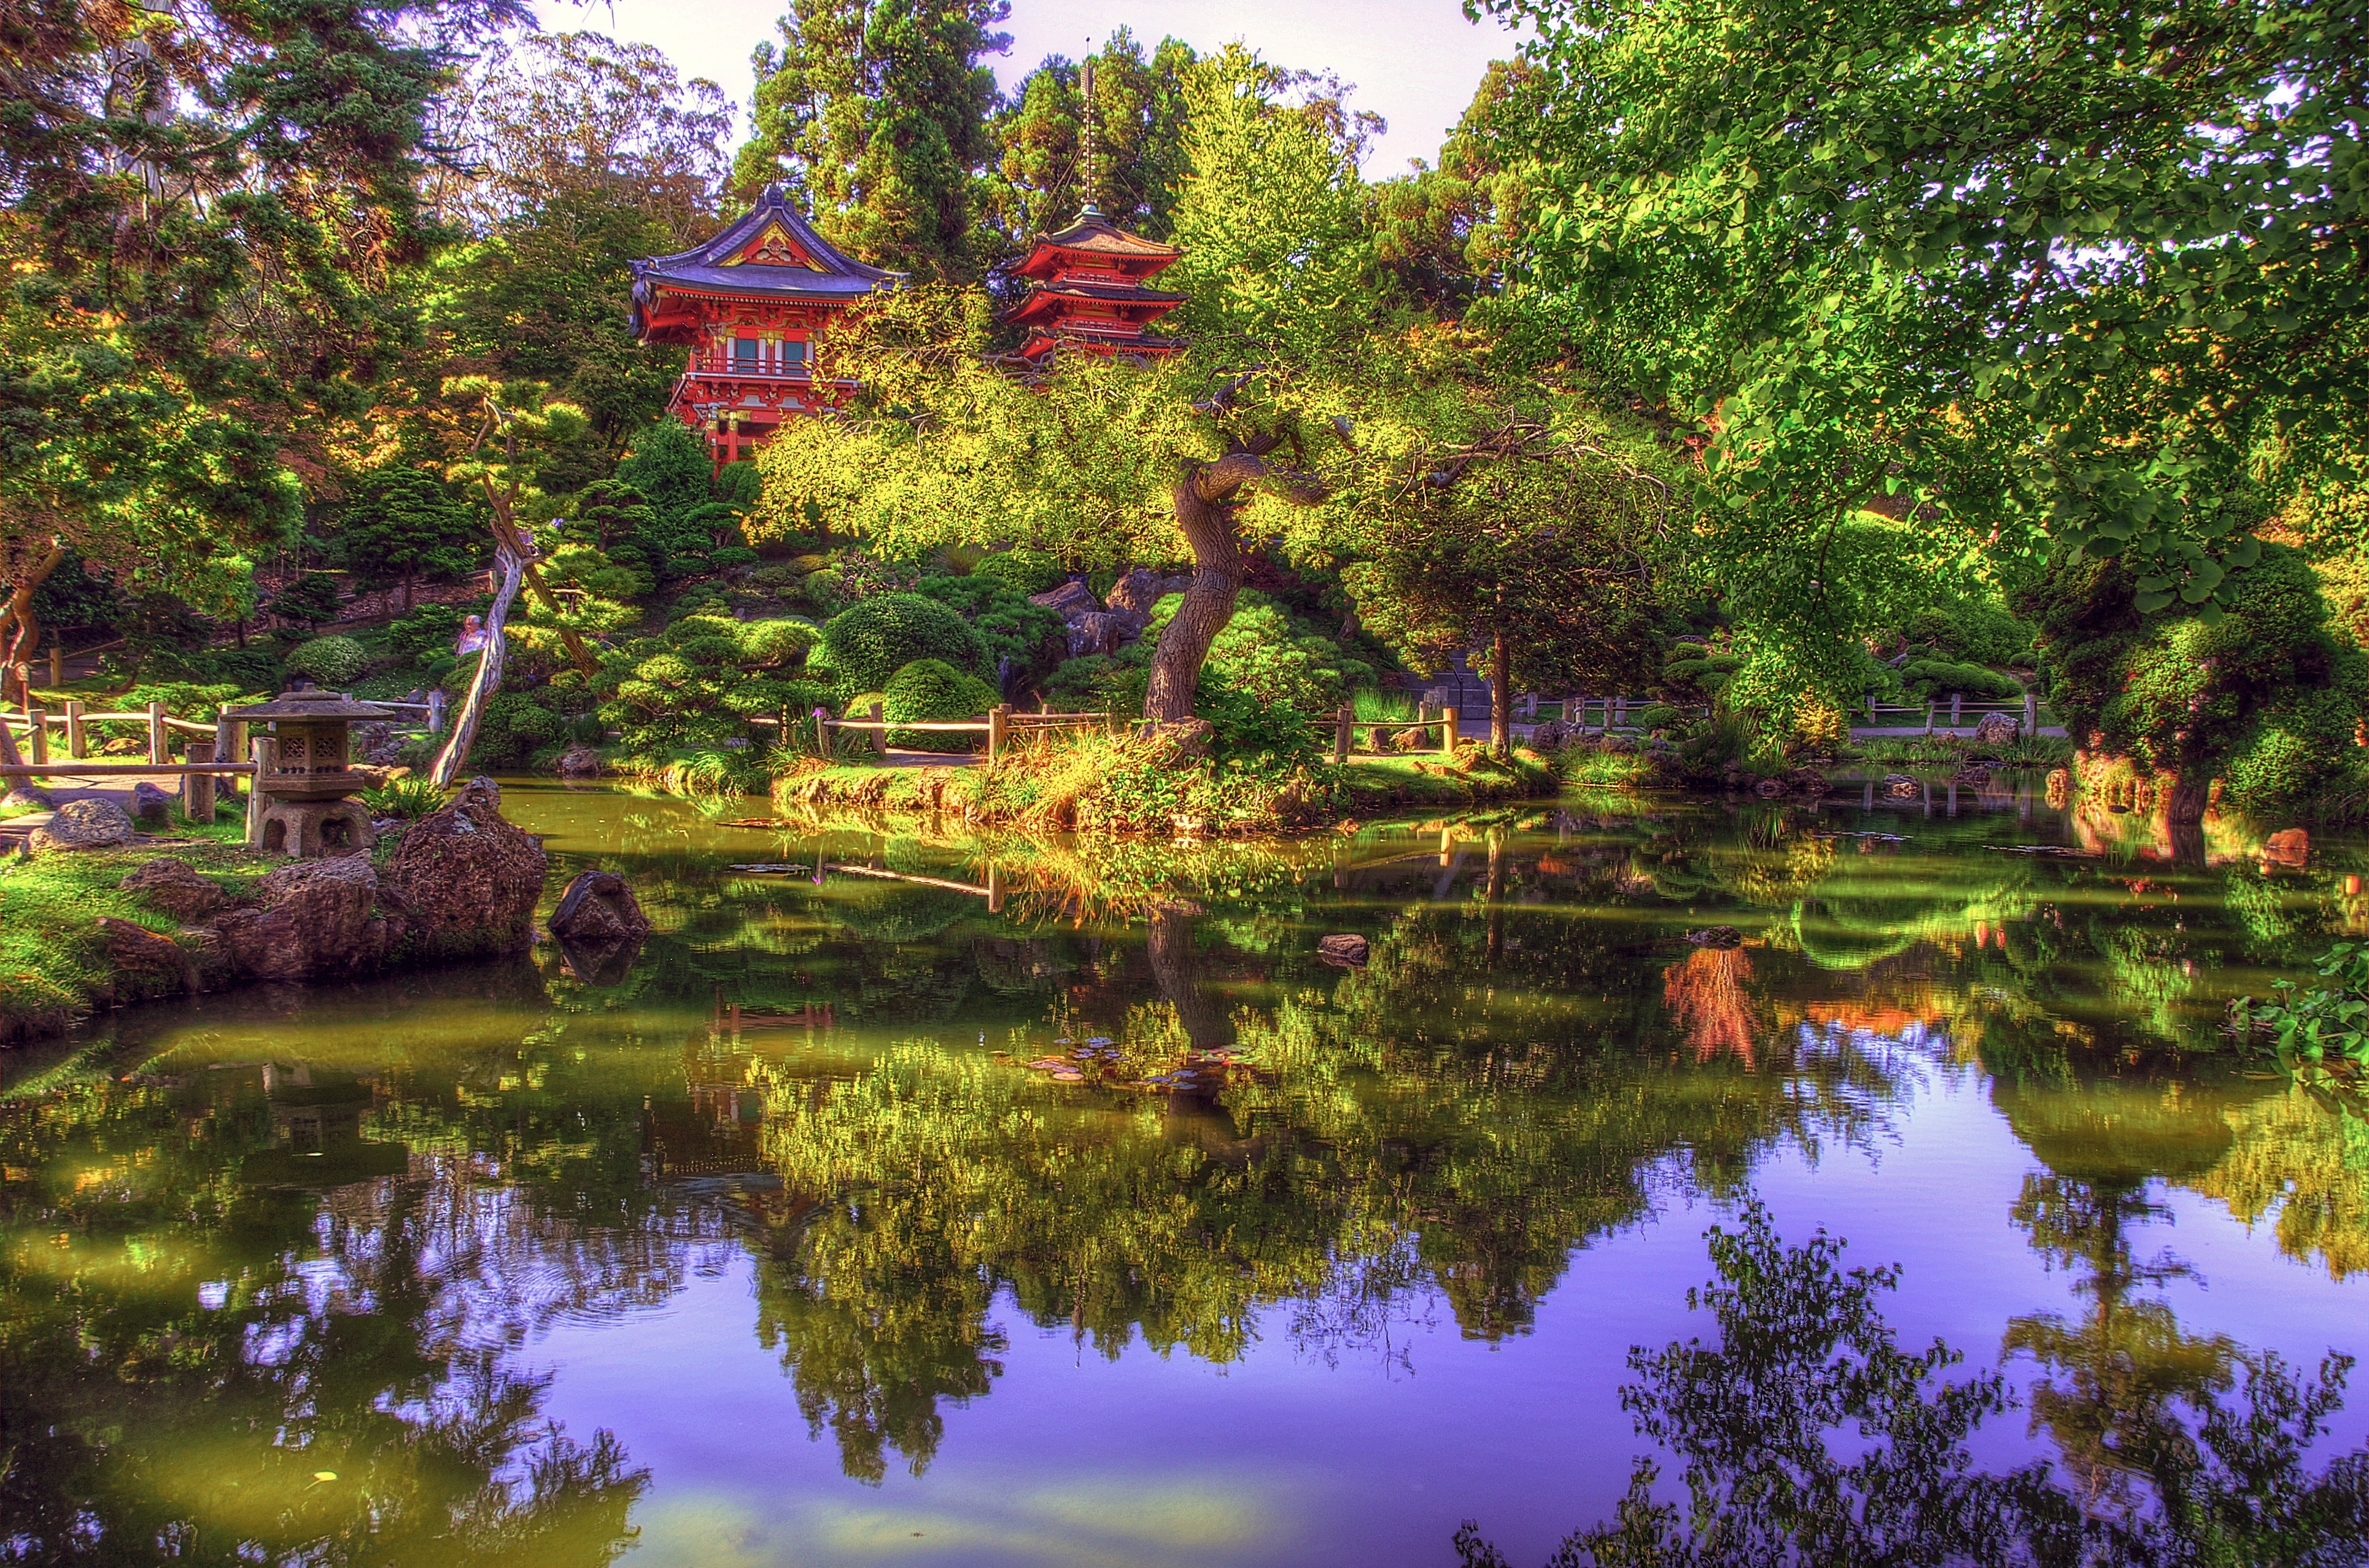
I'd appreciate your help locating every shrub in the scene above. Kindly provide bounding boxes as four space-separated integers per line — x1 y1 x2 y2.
883 658 1000 751
474 691 567 769
284 635 368 687
270 572 343 629
820 593 990 691
1897 658 2023 702
914 574 1066 686
1637 704 1683 730
595 614 825 755
386 605 468 665
1902 602 2036 667
972 551 1066 596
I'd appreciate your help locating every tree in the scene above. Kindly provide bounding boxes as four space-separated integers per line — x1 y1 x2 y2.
0 0 495 702
986 30 1198 256
1328 350 1677 754
1483 0 2369 693
341 466 484 610
733 0 1014 283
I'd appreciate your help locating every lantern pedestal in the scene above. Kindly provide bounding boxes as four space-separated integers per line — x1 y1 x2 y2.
256 798 377 858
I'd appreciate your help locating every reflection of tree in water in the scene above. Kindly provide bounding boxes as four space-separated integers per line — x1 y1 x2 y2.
1664 946 1758 1065
1455 1204 2369 1568
740 897 1926 1481
0 1043 721 1565
2184 1083 2369 1281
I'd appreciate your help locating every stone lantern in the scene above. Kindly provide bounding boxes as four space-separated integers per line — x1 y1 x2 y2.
227 688 396 857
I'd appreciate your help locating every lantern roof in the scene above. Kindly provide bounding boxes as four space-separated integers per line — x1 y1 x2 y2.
228 689 396 722
629 184 901 336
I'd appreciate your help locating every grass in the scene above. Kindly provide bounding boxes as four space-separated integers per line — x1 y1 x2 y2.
0 808 268 1045
767 728 1567 833
1849 732 2072 769
1352 688 1421 723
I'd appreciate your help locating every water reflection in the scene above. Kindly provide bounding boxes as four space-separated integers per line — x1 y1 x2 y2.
2 786 2365 1561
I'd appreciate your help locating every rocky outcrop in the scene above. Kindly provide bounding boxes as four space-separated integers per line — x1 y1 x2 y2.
1317 933 1370 966
1971 712 2021 747
1105 567 1190 615
29 798 134 853
554 745 603 779
91 917 196 1004
120 857 241 923
380 778 545 960
210 857 388 982
1029 580 1099 617
548 870 651 944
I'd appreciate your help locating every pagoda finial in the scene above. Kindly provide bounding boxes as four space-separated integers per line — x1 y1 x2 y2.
1077 56 1104 219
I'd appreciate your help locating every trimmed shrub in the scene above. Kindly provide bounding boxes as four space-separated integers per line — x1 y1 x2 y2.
1902 602 2035 667
883 658 1001 751
284 635 368 687
1897 658 2023 701
387 605 468 665
915 574 1065 685
820 593 991 691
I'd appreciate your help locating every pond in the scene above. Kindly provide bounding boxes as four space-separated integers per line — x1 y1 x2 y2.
4 782 2365 1566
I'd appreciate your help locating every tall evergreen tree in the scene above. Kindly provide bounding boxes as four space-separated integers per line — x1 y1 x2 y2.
987 29 1197 255
732 0 1012 284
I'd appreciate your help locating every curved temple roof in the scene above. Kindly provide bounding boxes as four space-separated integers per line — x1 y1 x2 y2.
629 185 901 339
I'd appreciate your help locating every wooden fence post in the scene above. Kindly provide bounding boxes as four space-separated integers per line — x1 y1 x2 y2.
246 737 276 848
988 703 1010 764
1333 705 1351 766
426 690 446 734
64 700 85 759
186 741 217 823
1924 702 1936 735
1613 696 1627 728
47 645 63 688
145 702 166 764
987 861 1004 915
868 700 885 758
2023 689 2037 735
26 708 47 767
1439 704 1457 758
1950 693 1963 728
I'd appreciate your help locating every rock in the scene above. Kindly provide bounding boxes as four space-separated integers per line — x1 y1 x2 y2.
1390 726 1429 753
1064 610 1133 657
1754 777 1787 798
1686 926 1744 949
1880 774 1921 799
548 869 652 944
27 798 134 853
1105 567 1192 615
130 780 175 826
1788 766 1829 795
1028 580 1099 618
378 776 545 959
2263 828 2311 867
2 784 55 810
554 745 603 779
1317 933 1370 966
91 916 194 1003
1952 764 1992 786
1141 718 1214 766
209 856 387 982
1600 733 1638 755
1972 712 2021 747
119 857 238 923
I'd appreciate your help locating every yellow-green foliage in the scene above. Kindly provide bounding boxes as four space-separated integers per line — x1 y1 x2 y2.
597 614 824 755
0 836 250 1041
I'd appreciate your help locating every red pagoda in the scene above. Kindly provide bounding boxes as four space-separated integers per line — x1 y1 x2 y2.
628 185 901 464
1003 206 1187 363
1001 59 1185 365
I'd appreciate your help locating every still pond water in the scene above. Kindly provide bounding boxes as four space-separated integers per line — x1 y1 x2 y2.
4 781 2366 1566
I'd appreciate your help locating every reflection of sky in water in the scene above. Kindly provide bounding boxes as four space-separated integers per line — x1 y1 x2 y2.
521 1060 2365 1568
6 786 2367 1564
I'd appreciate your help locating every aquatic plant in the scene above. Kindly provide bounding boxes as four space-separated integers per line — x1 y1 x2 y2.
2232 941 2369 1069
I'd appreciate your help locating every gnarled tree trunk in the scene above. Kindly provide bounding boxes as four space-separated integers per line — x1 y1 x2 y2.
1489 626 1512 758
1143 444 1321 724
1 538 67 707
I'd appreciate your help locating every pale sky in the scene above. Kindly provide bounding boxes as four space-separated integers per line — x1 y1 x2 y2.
573 0 1532 176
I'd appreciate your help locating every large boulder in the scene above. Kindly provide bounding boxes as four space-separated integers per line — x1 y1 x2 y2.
2 784 54 810
1106 568 1192 615
548 870 651 944
208 856 387 982
1880 773 1921 799
28 798 134 853
554 746 603 779
120 857 239 923
379 777 545 959
91 917 195 1003
1064 610 1133 658
1317 933 1370 966
1028 580 1099 618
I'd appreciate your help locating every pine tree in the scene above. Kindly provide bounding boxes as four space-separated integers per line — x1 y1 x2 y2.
732 0 1012 284
987 29 1198 254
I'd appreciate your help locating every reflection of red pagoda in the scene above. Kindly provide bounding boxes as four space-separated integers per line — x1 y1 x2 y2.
628 184 901 464
1002 206 1186 364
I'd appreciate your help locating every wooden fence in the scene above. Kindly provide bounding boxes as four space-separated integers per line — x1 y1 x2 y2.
803 703 1115 763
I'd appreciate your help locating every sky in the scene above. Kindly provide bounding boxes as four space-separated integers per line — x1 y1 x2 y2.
573 0 1533 176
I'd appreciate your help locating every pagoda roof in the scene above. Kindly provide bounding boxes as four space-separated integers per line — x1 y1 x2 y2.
630 185 899 334
1010 206 1182 281
1004 280 1187 327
